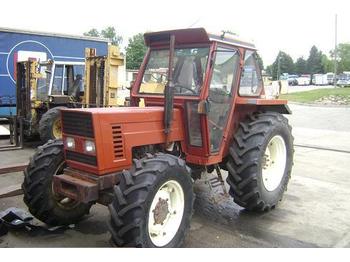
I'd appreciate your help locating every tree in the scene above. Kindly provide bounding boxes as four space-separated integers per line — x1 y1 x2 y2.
83 28 100 37
331 43 350 73
306 46 324 75
321 54 333 73
265 65 273 76
83 26 123 46
255 52 264 70
125 33 147 70
269 51 295 80
294 57 307 75
101 27 123 46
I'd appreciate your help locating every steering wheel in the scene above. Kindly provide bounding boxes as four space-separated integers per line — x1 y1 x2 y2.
173 83 196 94
210 87 230 96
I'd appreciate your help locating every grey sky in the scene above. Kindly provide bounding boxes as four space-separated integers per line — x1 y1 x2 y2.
1 0 349 65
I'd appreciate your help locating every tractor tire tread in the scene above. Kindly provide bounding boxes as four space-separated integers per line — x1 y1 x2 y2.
22 140 91 225
109 153 194 247
226 112 293 212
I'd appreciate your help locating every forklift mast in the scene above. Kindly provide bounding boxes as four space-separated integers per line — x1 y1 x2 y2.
16 60 42 136
16 60 41 117
84 45 125 107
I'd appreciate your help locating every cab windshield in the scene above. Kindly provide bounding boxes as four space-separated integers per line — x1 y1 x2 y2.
139 47 210 96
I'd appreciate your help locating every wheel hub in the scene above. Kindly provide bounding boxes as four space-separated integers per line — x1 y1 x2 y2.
52 119 62 139
262 145 274 169
152 197 169 225
148 180 185 247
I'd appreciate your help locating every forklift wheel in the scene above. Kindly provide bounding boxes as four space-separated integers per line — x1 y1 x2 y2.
39 107 66 143
108 153 194 247
22 140 92 225
226 112 294 212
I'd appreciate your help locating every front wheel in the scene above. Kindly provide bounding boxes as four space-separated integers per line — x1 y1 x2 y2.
108 153 194 247
22 140 92 225
226 112 294 212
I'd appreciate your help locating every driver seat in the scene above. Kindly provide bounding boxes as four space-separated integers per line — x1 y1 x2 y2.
69 74 82 101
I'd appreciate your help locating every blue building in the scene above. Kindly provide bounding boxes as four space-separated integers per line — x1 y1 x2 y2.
0 27 109 116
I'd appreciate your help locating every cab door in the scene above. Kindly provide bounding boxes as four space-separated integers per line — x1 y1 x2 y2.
207 47 240 153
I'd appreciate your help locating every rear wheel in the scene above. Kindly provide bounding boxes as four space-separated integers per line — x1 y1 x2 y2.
226 112 294 212
39 106 66 143
22 140 91 225
108 153 194 247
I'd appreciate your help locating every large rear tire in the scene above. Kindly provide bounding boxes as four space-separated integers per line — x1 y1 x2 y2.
226 112 294 212
108 153 194 247
22 140 91 225
39 107 66 143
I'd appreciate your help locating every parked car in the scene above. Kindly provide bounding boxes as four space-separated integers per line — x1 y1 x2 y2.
337 72 350 87
287 75 298 86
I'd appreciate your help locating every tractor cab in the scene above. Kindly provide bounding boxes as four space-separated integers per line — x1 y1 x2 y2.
17 60 84 102
16 59 84 138
131 28 277 164
36 60 84 102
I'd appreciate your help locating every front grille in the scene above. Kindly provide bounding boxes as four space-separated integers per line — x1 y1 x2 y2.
66 150 97 166
62 111 94 138
112 124 125 159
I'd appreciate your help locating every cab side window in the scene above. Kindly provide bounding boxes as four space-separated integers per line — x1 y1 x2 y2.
51 65 64 95
63 65 84 96
239 50 262 96
208 48 239 152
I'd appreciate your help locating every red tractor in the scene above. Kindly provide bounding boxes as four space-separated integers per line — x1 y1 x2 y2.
22 28 293 247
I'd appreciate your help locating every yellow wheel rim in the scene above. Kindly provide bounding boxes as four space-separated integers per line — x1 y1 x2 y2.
52 119 62 139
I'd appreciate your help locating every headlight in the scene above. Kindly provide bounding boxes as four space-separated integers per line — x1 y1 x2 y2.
84 140 95 154
66 137 75 149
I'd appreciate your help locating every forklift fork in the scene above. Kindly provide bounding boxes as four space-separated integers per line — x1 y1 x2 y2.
0 116 24 151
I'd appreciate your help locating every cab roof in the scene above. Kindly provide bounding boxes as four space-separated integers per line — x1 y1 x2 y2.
144 28 256 50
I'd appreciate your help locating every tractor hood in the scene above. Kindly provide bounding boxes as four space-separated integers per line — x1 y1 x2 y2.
61 106 185 175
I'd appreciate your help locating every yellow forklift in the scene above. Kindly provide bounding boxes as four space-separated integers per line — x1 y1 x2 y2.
84 45 126 107
15 45 125 143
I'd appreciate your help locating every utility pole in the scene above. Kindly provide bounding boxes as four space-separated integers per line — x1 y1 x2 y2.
334 14 338 88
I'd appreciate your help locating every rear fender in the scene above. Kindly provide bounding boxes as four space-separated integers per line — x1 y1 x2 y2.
257 104 292 114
